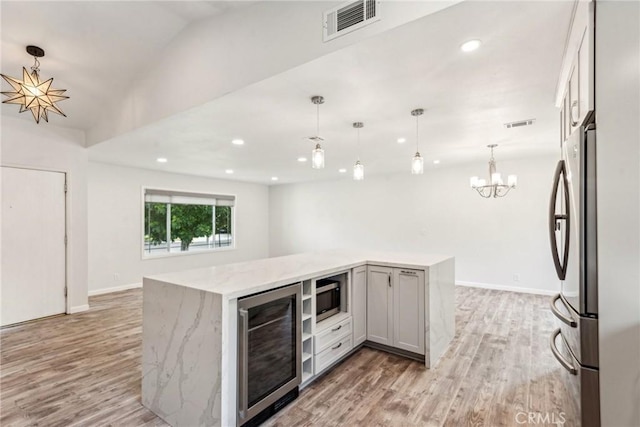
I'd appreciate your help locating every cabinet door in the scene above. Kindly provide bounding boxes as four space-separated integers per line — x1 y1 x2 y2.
393 269 425 355
563 93 571 140
569 61 580 131
560 106 565 143
352 266 367 346
366 265 393 346
578 23 593 121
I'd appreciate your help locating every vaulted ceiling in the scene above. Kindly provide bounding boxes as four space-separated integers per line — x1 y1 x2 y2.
1 1 572 184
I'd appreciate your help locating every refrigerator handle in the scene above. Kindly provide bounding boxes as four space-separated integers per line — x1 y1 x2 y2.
550 294 577 327
549 160 571 280
550 329 578 375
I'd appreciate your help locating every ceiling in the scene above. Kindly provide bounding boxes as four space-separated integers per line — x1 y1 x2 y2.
2 1 572 185
0 1 255 130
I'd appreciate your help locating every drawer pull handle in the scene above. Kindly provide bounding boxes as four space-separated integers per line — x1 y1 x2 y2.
331 325 342 332
332 342 342 350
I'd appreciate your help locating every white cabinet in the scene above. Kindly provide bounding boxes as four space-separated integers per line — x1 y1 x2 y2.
366 265 425 355
313 315 352 375
366 265 394 346
351 266 367 346
557 1 594 139
393 269 425 354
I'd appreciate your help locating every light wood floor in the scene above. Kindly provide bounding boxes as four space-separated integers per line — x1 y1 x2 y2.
1 287 575 426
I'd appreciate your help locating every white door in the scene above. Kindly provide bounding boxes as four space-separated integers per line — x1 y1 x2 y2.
393 269 425 355
366 265 393 346
351 266 367 346
1 167 66 326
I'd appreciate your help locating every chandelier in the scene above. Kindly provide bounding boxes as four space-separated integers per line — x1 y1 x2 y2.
470 144 517 198
1 46 69 124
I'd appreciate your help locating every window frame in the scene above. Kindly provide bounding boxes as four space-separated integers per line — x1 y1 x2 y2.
140 186 237 260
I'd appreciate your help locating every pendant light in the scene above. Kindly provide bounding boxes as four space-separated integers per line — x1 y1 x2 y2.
410 108 425 174
1 45 69 124
353 122 364 181
309 96 325 169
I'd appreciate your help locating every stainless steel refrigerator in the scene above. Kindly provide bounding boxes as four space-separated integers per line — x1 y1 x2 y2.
549 115 600 426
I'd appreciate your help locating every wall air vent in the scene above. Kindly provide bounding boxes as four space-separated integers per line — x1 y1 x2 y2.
323 0 381 42
504 118 536 129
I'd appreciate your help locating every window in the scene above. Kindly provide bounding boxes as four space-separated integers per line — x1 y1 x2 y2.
143 189 234 257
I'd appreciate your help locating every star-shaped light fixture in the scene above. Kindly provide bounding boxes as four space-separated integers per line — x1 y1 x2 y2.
1 46 69 124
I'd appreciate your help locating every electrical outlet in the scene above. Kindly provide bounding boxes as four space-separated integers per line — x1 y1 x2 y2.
113 273 120 281
513 274 520 282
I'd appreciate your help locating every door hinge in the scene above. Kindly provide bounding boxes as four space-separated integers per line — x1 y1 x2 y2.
64 235 68 245
64 182 68 193
388 274 391 287
64 287 67 297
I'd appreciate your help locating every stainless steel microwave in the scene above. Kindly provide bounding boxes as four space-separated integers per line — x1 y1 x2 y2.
316 281 340 322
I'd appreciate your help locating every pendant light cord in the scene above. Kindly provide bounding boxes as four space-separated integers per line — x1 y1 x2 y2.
316 103 320 137
415 115 420 153
357 127 361 161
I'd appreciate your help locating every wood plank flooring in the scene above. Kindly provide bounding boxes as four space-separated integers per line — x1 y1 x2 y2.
1 286 576 426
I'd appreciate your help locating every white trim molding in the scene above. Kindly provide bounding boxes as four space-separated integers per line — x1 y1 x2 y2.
455 280 557 296
88 282 142 297
68 304 90 314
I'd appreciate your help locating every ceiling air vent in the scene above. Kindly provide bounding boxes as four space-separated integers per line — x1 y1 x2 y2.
504 118 536 129
323 0 381 42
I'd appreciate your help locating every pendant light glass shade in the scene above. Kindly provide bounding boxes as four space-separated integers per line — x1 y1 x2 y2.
353 160 364 180
312 143 325 169
410 109 425 175
411 152 424 174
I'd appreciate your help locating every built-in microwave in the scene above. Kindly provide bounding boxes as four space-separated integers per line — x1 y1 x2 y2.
316 280 340 322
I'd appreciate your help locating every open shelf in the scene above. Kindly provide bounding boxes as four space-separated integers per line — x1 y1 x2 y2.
302 313 312 322
302 351 312 363
302 332 312 341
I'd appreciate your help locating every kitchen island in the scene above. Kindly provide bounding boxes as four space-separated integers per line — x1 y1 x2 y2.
141 250 455 427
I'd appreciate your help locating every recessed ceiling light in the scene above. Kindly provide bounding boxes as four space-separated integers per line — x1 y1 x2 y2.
156 157 168 163
297 157 308 162
232 139 244 145
397 138 406 144
461 39 482 52
271 176 279 181
433 160 441 164
225 169 234 174
338 168 347 173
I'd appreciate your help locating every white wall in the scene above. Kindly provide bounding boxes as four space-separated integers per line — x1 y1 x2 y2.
88 162 269 294
595 1 640 425
1 116 89 312
270 154 559 294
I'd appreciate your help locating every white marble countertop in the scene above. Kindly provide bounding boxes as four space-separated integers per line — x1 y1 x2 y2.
144 250 454 299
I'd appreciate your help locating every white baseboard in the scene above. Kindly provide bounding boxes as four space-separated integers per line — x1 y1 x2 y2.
88 282 142 296
69 304 90 314
455 280 557 296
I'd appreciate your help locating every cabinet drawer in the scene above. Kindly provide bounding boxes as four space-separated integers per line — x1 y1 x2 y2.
314 335 352 375
314 317 352 354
